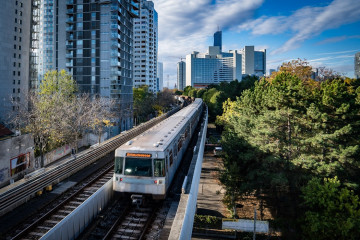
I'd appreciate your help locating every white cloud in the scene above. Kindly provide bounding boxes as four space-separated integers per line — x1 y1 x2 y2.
237 0 360 55
152 0 264 87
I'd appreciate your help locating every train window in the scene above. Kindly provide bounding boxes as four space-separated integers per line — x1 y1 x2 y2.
115 157 123 174
154 159 165 177
178 139 183 152
124 158 152 177
174 146 177 157
169 150 173 166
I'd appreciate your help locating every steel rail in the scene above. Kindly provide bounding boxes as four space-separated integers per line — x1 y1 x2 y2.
12 163 114 240
0 107 180 216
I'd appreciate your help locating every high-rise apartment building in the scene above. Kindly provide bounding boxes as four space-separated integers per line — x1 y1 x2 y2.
214 30 222 52
177 61 186 90
0 1 32 121
133 0 158 92
31 0 140 134
157 61 163 91
355 52 360 79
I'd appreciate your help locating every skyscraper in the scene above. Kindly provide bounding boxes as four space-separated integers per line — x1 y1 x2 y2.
177 61 186 90
0 1 32 121
213 30 222 52
355 52 360 79
133 0 158 92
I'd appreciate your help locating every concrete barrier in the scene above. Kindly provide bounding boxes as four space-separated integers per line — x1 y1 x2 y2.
41 179 113 240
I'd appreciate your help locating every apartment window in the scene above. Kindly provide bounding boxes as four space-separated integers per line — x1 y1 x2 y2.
20 2 23 7
18 63 21 67
13 80 16 84
18 80 20 84
19 28 22 33
16 1 18 5
18 54 21 59
15 9 17 14
14 45 17 49
19 11 22 16
14 53 16 58
18 71 20 76
14 27 17 32
13 88 15 93
15 18 17 23
14 36 16 40
19 19 22 24
13 62 16 67
19 37 22 42
19 46 21 50
18 89 20 93
13 71 16 76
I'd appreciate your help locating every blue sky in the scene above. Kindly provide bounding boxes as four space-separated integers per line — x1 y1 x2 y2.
152 0 360 88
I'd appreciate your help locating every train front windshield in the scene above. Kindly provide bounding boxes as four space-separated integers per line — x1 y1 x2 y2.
124 158 152 177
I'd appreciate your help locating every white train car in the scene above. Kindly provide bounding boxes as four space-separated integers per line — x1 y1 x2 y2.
113 99 203 199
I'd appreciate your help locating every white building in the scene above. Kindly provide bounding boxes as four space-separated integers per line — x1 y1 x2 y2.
240 46 266 77
133 0 158 92
157 61 163 91
185 46 242 88
177 61 186 90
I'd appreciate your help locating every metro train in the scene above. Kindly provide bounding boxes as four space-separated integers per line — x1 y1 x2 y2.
113 98 204 200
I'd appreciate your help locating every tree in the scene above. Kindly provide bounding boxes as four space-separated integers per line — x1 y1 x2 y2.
133 86 155 124
10 70 113 166
301 177 360 240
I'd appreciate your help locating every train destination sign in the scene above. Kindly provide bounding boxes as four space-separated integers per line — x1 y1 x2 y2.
126 153 152 158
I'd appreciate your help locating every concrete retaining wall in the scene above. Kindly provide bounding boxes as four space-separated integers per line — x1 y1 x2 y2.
41 178 113 240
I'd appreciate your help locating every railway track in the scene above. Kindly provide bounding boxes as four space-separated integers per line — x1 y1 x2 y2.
0 107 180 217
105 202 158 240
11 161 115 240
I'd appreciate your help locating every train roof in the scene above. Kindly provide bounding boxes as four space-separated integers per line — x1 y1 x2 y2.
117 98 203 153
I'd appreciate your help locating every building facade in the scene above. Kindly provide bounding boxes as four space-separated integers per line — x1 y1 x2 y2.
157 61 163 91
133 0 158 92
355 52 360 79
177 61 186 90
186 46 242 88
0 1 32 122
240 46 266 77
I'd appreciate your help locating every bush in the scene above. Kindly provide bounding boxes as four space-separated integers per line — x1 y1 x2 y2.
193 215 222 229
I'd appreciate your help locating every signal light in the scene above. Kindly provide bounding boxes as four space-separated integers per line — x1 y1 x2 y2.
120 178 123 182
154 180 157 184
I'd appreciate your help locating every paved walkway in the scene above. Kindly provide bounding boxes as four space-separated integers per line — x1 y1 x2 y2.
196 151 228 218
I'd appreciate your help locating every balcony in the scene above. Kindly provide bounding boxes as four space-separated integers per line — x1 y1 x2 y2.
66 26 74 31
131 1 139 10
66 17 74 23
67 8 74 14
66 0 74 4
66 44 74 49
